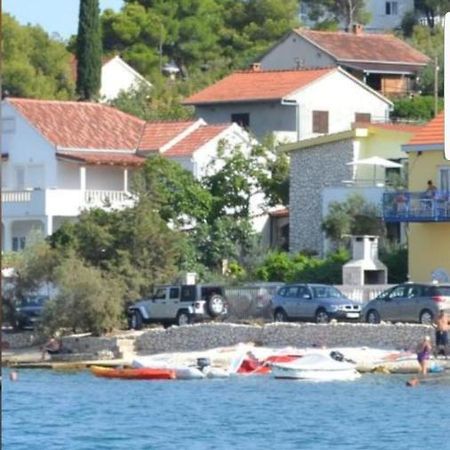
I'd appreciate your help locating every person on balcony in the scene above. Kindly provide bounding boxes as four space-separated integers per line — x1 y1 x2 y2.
425 180 437 198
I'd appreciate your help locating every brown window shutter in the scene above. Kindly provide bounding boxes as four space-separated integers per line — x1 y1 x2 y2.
313 111 329 133
355 113 371 123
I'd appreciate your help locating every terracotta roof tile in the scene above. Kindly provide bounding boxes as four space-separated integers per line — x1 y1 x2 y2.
296 29 430 65
138 120 198 152
8 98 145 150
407 112 444 146
184 68 335 105
56 151 145 166
164 124 230 157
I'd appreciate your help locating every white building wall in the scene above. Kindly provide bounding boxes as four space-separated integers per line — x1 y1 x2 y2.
259 32 336 70
85 166 124 190
293 71 391 140
100 56 149 101
364 0 414 32
57 161 81 189
1 102 58 189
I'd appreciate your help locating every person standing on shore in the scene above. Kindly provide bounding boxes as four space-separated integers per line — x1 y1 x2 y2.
434 310 449 358
416 336 432 376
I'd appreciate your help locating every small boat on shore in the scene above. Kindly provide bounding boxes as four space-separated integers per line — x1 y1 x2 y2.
271 353 361 381
90 365 176 380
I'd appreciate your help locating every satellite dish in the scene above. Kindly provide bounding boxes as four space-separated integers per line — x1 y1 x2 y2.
431 268 450 283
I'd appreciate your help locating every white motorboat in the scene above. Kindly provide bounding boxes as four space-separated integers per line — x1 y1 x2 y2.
271 353 361 381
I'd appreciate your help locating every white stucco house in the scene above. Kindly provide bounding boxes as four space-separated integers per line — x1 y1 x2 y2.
1 98 261 252
71 55 152 101
183 66 392 143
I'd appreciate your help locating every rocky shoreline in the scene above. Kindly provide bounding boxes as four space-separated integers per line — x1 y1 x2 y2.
2 322 437 365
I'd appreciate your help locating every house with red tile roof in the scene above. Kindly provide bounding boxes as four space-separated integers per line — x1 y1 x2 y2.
184 66 392 142
281 122 420 256
258 28 429 96
1 98 254 251
382 112 450 282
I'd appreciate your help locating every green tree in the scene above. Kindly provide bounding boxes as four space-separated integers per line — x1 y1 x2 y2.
321 194 385 248
42 253 125 335
392 95 443 121
76 0 103 100
302 0 370 30
2 14 74 99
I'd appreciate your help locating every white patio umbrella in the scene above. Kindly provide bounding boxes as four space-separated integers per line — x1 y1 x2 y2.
346 156 402 184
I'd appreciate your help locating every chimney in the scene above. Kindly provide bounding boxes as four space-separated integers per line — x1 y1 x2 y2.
352 23 364 35
251 63 261 72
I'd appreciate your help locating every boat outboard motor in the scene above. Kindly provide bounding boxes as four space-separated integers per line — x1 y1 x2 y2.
197 357 211 371
330 351 344 362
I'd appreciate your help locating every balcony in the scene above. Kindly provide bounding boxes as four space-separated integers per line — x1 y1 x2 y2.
1 189 135 218
383 191 450 223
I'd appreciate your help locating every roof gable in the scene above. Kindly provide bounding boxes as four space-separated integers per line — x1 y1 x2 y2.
138 120 199 152
295 29 429 65
164 124 230 157
7 98 145 150
183 68 335 105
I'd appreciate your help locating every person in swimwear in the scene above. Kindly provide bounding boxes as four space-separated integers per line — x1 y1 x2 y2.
416 335 432 376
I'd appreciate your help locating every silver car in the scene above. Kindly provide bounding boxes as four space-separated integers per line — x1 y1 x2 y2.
362 283 450 325
272 283 361 324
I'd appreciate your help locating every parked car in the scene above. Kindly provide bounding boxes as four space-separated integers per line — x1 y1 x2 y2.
16 295 49 329
128 284 227 329
271 284 361 324
362 282 450 325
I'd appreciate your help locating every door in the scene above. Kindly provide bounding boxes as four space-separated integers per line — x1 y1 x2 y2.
148 287 169 319
281 286 300 318
296 285 316 319
381 285 407 321
402 284 423 322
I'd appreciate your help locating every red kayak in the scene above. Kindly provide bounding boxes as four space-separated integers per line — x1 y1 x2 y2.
91 365 176 380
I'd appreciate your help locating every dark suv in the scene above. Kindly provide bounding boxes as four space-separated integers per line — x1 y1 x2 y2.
16 295 49 329
362 282 450 324
128 284 227 328
271 283 361 323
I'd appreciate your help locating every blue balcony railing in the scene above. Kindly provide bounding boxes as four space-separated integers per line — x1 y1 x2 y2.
383 191 450 222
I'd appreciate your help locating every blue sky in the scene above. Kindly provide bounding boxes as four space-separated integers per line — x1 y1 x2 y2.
4 0 124 40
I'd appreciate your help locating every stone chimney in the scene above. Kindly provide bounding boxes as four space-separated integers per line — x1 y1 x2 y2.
352 23 364 35
250 63 261 72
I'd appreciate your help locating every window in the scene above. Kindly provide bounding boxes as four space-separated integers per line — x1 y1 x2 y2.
1 117 16 133
355 113 371 123
231 113 250 128
12 237 26 252
169 288 179 299
439 167 450 192
385 1 398 15
312 111 329 134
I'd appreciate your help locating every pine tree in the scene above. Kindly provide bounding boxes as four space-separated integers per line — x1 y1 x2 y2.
76 0 102 100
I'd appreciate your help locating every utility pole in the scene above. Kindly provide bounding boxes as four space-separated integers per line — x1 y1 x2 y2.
434 55 439 117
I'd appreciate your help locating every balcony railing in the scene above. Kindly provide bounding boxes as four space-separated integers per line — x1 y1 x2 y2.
383 191 450 222
2 190 32 202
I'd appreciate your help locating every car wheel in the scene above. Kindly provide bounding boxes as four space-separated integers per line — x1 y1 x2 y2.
130 310 143 330
176 310 191 326
274 309 287 322
207 295 226 317
419 309 434 325
366 310 380 324
315 309 329 324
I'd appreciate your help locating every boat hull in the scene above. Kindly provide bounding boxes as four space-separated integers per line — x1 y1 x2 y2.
91 365 176 380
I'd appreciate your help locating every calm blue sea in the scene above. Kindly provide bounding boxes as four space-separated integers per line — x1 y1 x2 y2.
2 368 450 450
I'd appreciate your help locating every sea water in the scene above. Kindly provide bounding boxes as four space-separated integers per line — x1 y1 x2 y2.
2 369 450 450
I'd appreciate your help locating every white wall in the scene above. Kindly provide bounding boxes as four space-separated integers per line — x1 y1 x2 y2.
260 32 335 70
57 161 81 189
1 102 58 189
365 0 414 32
100 57 149 101
85 166 125 190
294 71 390 140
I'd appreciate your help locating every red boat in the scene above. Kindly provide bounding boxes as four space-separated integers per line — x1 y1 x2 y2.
237 354 300 375
90 365 176 380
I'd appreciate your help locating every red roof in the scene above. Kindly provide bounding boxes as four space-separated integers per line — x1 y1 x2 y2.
296 29 429 65
184 68 335 105
138 120 198 152
407 112 444 146
8 98 145 150
269 208 289 218
164 125 230 157
57 151 145 167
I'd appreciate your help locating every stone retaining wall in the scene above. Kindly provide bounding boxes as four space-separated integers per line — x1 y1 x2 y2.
1 331 46 349
134 322 435 354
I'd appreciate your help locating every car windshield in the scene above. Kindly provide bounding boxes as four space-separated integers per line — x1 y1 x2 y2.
312 286 344 299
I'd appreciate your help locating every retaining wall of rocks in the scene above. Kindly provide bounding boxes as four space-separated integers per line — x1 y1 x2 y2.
1 331 46 349
134 322 435 354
